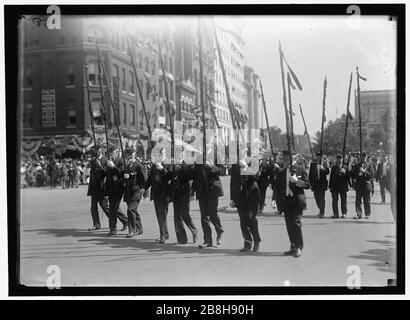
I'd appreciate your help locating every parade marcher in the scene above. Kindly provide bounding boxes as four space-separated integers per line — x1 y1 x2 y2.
194 158 224 249
386 156 396 221
233 157 261 252
87 146 110 230
308 152 330 218
257 156 270 213
60 160 69 189
376 155 389 204
352 153 374 219
329 154 351 218
123 148 148 238
171 150 198 245
273 150 310 258
144 148 175 244
105 147 128 235
269 154 281 215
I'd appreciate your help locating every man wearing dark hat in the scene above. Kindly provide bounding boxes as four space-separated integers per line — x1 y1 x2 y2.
329 154 351 218
170 149 198 244
144 147 175 244
272 150 310 257
257 156 271 213
234 157 261 252
351 152 374 219
106 147 128 235
87 146 110 230
308 152 330 218
193 158 224 249
123 147 148 238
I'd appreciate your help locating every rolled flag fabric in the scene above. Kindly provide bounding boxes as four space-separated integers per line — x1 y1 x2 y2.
347 110 353 120
358 72 367 81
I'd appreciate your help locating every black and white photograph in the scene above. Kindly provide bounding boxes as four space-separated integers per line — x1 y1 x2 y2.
4 3 404 296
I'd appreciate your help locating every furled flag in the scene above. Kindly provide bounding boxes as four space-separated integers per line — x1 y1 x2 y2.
358 72 367 81
347 110 353 121
280 47 303 91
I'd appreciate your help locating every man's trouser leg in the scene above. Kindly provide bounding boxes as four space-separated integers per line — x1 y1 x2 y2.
355 190 363 218
154 198 169 240
199 197 213 245
173 199 188 243
127 199 142 234
363 190 371 217
331 191 339 217
340 190 347 215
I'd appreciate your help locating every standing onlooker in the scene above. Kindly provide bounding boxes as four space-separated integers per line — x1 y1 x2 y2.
376 155 389 204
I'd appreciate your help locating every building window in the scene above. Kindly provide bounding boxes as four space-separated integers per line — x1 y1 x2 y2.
122 68 126 91
146 81 150 100
144 57 149 73
88 61 97 85
170 81 174 101
152 85 157 101
91 100 103 125
160 105 165 117
24 63 32 88
130 104 136 126
169 56 173 74
151 61 156 75
68 110 77 127
159 81 163 98
129 71 134 94
113 64 119 83
123 102 127 125
23 102 33 127
66 60 75 85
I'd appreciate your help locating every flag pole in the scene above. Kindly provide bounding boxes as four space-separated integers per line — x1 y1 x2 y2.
319 77 328 164
279 41 292 168
259 80 275 157
197 18 207 163
356 66 363 162
156 32 175 162
287 72 295 150
96 45 110 156
342 72 353 164
83 50 98 155
299 103 314 159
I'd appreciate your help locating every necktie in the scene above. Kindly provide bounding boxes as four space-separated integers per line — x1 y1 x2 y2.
286 167 293 196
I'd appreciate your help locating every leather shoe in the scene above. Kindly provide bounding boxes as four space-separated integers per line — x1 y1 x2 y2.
125 233 135 238
120 224 128 231
216 232 223 245
107 230 117 236
198 243 213 249
284 249 296 256
253 241 261 252
353 215 362 220
136 230 143 235
158 239 165 244
192 231 198 243
176 241 187 245
240 246 251 252
293 248 302 258
88 225 101 231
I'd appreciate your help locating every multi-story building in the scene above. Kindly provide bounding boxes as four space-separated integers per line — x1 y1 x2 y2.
244 66 261 142
213 19 247 144
174 18 215 134
352 89 396 139
20 16 176 156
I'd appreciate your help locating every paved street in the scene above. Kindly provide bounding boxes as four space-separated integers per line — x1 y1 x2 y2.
19 176 396 287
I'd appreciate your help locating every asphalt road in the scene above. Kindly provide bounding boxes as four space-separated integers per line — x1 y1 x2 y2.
19 176 396 288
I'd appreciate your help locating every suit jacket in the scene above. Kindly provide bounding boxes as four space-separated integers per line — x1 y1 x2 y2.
123 159 148 203
193 164 224 200
351 163 374 192
273 164 310 211
230 163 242 204
376 161 388 181
329 164 350 193
87 156 107 196
257 161 270 188
144 162 175 201
238 174 260 214
105 156 126 197
308 161 329 191
172 161 195 202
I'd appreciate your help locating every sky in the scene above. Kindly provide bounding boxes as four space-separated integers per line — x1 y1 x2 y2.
238 15 397 135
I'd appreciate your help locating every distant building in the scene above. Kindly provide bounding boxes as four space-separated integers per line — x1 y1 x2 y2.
244 66 260 142
213 19 247 144
20 16 176 155
353 89 396 138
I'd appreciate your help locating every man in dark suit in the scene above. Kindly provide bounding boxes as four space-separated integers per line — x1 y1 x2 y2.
171 150 198 244
273 150 310 258
268 154 282 215
193 159 224 249
123 148 148 238
308 152 330 218
144 148 175 244
329 154 351 218
105 147 128 235
233 158 261 252
87 145 110 230
375 155 388 204
257 157 270 213
352 153 374 219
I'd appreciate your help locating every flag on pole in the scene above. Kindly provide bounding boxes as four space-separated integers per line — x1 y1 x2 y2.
347 110 353 120
358 73 367 81
280 47 303 91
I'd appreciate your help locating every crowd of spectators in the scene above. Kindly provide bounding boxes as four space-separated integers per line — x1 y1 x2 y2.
20 154 90 188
